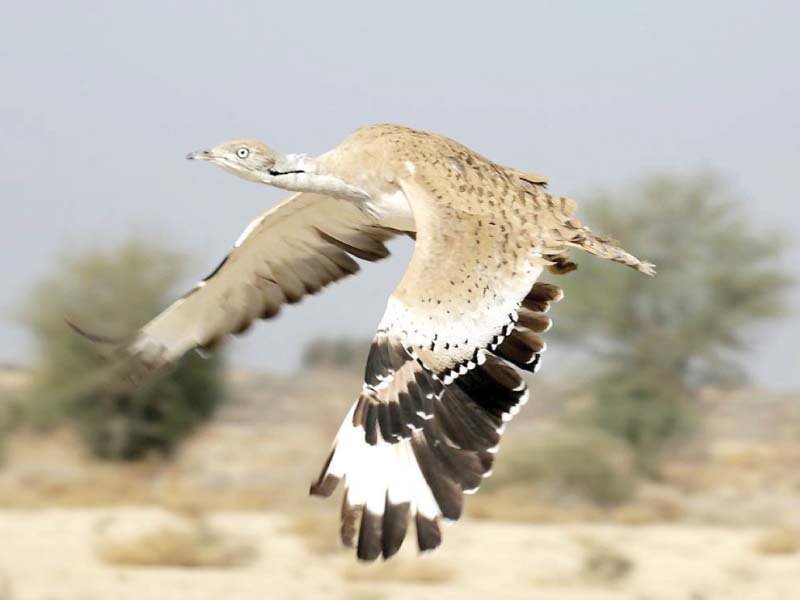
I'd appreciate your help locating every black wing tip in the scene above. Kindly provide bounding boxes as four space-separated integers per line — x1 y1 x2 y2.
415 514 442 553
355 502 435 561
310 448 340 497
309 473 341 498
356 508 383 561
382 500 410 559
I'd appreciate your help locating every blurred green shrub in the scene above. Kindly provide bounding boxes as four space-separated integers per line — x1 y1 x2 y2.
499 427 637 506
20 239 224 460
554 173 792 386
569 371 694 475
0 395 17 461
551 173 792 476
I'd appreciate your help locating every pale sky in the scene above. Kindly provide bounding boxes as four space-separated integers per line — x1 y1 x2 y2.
1 1 798 388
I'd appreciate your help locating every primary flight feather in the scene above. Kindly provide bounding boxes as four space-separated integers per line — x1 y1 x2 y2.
116 124 653 560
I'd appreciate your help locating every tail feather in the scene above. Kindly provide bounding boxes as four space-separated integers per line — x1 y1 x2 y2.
566 225 655 275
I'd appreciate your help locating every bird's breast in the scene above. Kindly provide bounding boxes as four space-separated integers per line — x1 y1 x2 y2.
364 188 416 233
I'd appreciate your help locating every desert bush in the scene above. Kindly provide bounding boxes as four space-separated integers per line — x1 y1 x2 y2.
552 174 791 476
20 239 225 459
611 488 684 524
0 397 19 461
95 513 256 568
301 337 370 371
576 537 635 584
753 527 800 555
497 427 638 506
570 371 694 475
283 510 343 555
0 367 30 458
554 174 791 385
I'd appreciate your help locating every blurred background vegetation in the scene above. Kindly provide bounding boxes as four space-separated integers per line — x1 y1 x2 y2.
300 337 369 373
14 240 225 460
549 173 791 481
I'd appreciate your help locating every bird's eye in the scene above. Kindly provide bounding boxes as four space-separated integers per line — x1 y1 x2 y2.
236 147 250 159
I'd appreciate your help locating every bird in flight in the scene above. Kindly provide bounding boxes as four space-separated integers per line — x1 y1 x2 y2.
115 124 653 560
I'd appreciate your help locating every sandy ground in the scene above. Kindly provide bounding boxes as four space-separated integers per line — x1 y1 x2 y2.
1 508 799 600
2 373 799 599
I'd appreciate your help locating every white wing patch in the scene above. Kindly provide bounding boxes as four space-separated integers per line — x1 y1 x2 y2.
310 281 565 561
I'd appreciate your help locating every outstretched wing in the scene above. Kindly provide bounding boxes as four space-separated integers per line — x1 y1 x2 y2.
128 192 405 370
311 280 563 560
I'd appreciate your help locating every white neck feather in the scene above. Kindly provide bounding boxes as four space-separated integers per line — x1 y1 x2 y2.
265 154 370 201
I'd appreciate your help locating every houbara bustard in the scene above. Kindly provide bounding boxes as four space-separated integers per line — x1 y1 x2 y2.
96 125 654 560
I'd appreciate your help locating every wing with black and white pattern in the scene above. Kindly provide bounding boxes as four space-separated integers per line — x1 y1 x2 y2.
311 280 563 560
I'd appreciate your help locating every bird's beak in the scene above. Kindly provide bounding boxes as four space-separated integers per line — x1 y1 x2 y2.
186 150 212 161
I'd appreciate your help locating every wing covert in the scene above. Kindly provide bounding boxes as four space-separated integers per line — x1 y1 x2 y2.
129 192 405 370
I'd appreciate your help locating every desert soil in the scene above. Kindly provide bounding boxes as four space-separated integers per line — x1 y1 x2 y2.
1 507 799 600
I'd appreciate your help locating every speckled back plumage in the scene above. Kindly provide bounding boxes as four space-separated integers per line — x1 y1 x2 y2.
319 125 649 369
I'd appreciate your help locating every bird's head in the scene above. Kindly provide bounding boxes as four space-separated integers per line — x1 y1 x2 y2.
187 139 370 201
186 139 288 183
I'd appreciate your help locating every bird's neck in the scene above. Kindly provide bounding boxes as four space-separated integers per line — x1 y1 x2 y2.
265 154 370 201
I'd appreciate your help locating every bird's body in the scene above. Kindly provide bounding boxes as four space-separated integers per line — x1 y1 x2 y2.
321 125 545 367
110 124 653 560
